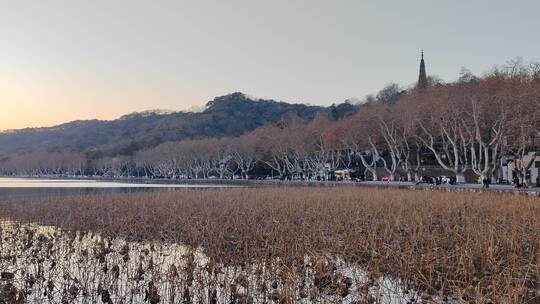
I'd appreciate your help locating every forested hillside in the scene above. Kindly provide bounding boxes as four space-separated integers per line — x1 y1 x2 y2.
0 92 348 158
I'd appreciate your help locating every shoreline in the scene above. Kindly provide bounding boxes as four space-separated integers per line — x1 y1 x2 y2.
1 175 539 196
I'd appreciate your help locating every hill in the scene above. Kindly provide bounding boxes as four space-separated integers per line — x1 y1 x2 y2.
0 92 345 158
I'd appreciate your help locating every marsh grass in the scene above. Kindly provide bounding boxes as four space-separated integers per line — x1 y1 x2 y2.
0 186 538 303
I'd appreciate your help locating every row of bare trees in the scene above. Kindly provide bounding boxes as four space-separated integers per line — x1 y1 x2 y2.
325 65 539 182
1 62 539 181
131 113 340 180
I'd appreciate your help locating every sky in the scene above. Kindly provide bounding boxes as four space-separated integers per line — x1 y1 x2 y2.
1 0 540 131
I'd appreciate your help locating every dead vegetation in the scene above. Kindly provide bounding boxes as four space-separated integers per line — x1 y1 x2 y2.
0 186 538 303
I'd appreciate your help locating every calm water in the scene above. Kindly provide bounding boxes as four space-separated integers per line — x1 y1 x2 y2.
0 177 239 201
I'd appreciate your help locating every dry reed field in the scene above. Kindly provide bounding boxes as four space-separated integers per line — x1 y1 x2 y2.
0 186 538 303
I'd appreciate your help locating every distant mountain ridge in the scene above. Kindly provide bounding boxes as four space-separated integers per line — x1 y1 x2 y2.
0 92 353 158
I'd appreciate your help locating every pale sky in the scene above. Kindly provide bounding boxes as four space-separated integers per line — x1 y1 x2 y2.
1 0 539 130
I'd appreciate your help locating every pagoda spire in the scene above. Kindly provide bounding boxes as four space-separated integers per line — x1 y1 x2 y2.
417 50 428 90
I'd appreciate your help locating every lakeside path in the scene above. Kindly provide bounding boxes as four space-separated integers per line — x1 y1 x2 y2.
127 178 540 196
230 179 540 196
354 180 540 196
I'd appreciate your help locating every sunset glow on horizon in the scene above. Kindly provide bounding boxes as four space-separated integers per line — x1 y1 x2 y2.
0 75 211 130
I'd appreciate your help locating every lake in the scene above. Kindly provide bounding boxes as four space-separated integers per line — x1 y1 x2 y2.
0 177 239 201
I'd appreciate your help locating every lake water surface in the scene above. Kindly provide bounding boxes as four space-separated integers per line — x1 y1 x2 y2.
0 177 238 201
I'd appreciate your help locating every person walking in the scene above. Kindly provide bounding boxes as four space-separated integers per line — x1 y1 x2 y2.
513 176 521 188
